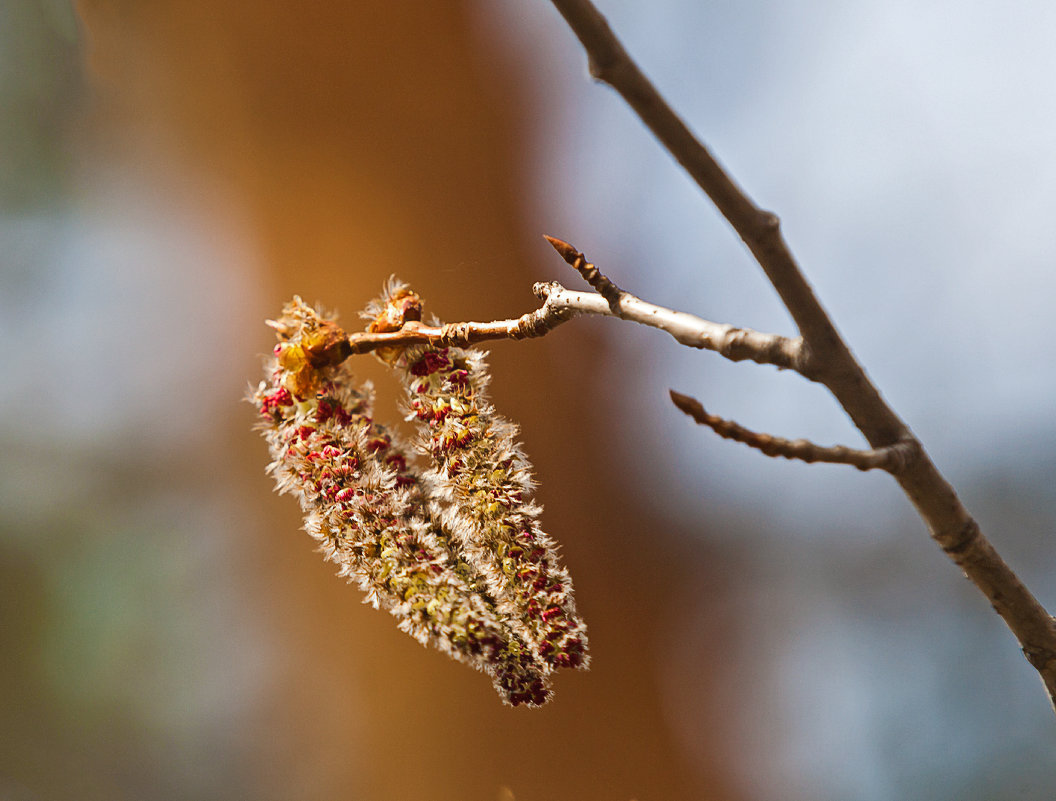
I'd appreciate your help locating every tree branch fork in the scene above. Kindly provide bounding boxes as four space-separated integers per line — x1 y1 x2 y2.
541 0 1056 712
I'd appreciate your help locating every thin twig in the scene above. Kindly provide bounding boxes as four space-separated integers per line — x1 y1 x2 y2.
544 234 624 312
541 237 804 370
669 390 918 473
343 305 571 354
337 266 799 371
547 0 1056 708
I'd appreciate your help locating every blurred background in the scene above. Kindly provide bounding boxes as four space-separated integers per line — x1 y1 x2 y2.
2 1 1055 799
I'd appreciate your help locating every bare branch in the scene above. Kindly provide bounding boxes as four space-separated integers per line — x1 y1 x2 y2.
541 238 804 370
546 0 837 356
333 250 799 371
547 0 1056 709
342 303 571 355
669 390 918 473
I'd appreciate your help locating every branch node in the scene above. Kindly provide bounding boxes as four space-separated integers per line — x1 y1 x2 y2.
940 519 982 557
533 281 556 300
439 322 472 346
758 210 781 234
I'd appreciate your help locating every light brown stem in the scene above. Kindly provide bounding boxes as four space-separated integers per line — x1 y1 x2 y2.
339 275 800 371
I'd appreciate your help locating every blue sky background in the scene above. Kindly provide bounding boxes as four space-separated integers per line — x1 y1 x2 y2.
480 2 1056 798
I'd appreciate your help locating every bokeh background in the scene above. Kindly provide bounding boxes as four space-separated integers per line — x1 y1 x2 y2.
3 1 1056 799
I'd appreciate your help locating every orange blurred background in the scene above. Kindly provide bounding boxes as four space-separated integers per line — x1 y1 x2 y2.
0 2 741 798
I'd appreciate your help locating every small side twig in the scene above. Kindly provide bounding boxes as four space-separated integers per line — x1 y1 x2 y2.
669 390 918 473
544 234 624 312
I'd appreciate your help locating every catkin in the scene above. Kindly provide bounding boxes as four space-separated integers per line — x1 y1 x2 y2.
365 283 589 673
253 297 551 705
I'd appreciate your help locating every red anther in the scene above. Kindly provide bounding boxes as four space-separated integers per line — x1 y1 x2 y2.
409 350 451 376
296 425 315 440
335 488 354 503
541 606 562 622
445 369 470 388
259 387 295 417
366 438 389 453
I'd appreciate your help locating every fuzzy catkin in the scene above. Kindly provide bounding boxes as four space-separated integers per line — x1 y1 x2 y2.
253 297 551 706
365 284 589 673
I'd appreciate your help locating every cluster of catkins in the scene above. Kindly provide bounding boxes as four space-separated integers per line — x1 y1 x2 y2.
252 285 588 706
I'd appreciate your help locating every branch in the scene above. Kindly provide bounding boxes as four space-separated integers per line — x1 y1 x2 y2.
669 390 918 473
335 244 800 371
542 236 804 370
547 0 1056 709
546 0 835 357
342 303 571 354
